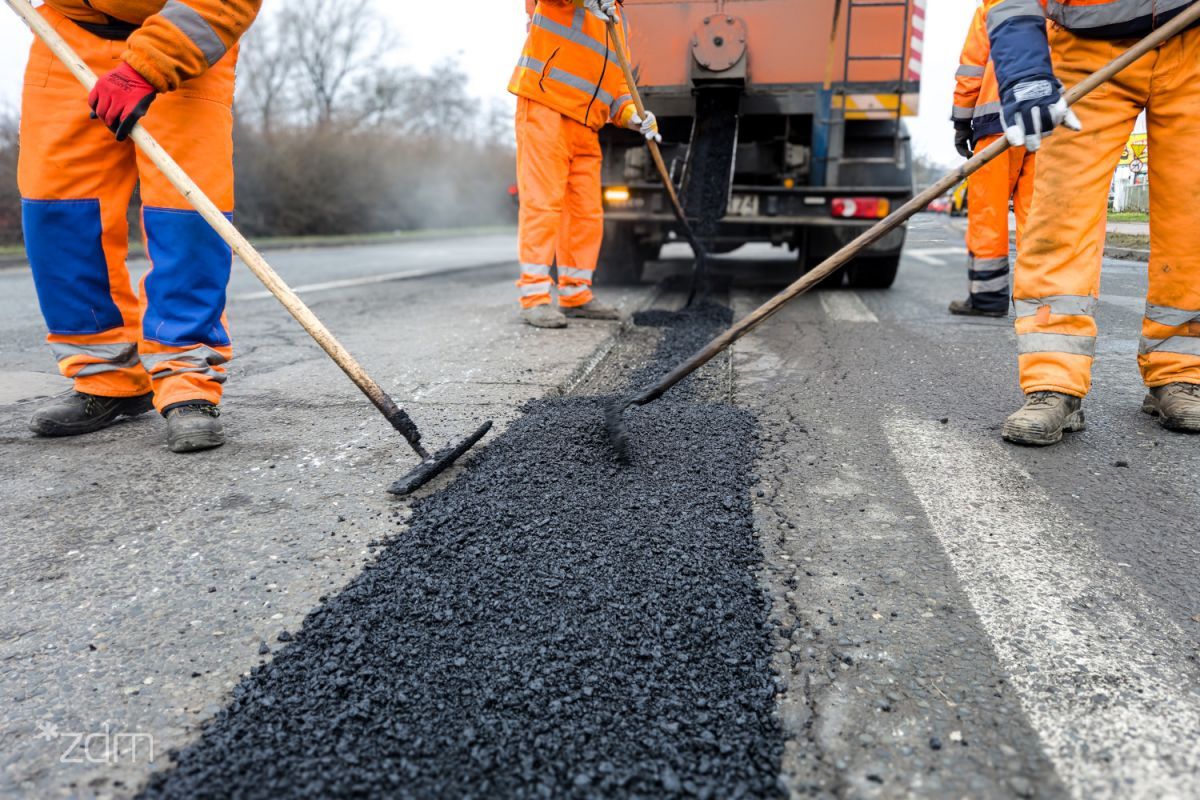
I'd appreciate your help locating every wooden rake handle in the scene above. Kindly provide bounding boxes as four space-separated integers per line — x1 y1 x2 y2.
5 0 428 452
626 1 1200 407
605 18 693 233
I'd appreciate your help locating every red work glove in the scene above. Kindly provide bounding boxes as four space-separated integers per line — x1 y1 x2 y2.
88 62 157 142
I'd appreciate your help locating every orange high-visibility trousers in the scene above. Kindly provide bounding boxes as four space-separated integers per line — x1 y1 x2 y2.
515 96 603 310
965 133 1035 312
1014 24 1200 397
19 6 236 412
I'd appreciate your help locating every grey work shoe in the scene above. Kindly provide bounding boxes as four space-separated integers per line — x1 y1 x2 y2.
562 299 622 321
1142 383 1200 433
165 402 225 453
1002 391 1086 446
520 304 568 329
949 298 1006 318
29 391 154 437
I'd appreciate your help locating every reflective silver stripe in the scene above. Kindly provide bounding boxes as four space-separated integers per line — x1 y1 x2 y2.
610 93 633 119
548 67 613 108
1047 0 1191 30
1144 302 1200 328
971 256 1008 273
987 0 1046 35
75 361 135 377
956 64 986 78
1140 336 1200 357
159 0 227 66
516 55 546 73
142 346 228 374
532 12 611 60
951 105 975 121
558 266 593 281
520 283 551 297
558 283 590 298
971 275 1010 294
152 365 229 384
973 101 1002 118
1017 332 1096 357
1014 295 1097 319
520 263 553 278
50 342 138 366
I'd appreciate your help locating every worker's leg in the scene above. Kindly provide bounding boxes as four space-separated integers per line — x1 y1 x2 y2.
134 52 238 413
556 120 604 309
964 133 1012 313
1010 149 1036 252
1012 28 1147 398
18 9 146 398
515 98 571 309
1137 26 1200 389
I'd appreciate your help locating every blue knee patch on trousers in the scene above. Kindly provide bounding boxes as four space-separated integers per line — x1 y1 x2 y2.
22 198 124 335
142 207 233 347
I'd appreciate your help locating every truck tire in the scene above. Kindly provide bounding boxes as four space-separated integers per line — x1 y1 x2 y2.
595 222 646 285
846 254 901 289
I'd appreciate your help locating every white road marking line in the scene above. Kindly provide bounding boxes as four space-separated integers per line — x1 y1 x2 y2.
819 291 879 323
906 247 966 265
233 261 511 302
885 415 1200 800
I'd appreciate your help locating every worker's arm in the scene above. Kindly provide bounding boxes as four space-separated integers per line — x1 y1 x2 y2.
609 11 661 142
951 6 989 157
952 9 987 124
986 0 1080 151
88 0 261 141
126 0 264 93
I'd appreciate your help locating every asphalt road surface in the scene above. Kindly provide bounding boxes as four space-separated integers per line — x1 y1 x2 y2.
1 218 1197 798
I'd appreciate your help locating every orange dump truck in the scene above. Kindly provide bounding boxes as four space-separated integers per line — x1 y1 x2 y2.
573 0 925 286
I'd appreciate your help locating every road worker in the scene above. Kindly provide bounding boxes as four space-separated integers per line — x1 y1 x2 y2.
948 1 1036 318
987 0 1200 445
510 0 661 329
20 0 260 452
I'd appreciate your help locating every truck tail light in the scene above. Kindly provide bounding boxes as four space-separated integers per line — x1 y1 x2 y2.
831 197 890 219
604 186 632 205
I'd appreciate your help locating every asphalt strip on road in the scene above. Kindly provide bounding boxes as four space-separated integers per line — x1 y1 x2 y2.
140 301 786 799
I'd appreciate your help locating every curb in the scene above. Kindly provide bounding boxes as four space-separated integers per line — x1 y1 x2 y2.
1104 246 1150 262
556 283 667 398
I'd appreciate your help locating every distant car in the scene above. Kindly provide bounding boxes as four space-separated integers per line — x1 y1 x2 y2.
927 197 951 214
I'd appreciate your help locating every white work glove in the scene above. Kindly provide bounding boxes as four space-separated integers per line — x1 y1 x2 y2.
629 110 661 143
583 0 617 22
999 78 1082 152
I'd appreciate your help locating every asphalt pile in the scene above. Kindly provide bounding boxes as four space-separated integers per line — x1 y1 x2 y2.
142 302 783 799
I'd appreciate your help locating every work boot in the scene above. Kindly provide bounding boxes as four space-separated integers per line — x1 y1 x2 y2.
520 304 568 329
1142 383 1200 433
165 402 225 453
1001 391 1086 446
949 298 1005 318
563 298 622 320
28 391 154 437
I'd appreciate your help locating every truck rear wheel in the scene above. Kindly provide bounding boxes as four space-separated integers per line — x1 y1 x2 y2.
596 222 646 285
846 254 901 289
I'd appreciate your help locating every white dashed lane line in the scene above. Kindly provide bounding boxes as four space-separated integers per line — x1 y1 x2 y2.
885 415 1200 800
819 291 879 324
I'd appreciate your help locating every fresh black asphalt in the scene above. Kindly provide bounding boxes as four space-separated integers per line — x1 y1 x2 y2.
140 302 785 799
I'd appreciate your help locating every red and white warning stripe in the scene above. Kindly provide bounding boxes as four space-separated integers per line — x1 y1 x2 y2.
908 0 926 82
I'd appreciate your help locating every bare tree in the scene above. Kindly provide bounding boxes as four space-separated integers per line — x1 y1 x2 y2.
280 0 396 128
236 14 294 135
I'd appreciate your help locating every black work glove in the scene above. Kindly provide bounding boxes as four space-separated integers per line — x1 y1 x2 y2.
954 121 975 160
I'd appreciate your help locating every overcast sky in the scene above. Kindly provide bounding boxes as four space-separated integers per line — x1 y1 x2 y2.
0 0 974 166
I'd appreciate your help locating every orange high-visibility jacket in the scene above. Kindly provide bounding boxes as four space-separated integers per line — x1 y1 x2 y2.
952 4 1003 137
509 0 637 132
987 0 1196 38
44 0 262 92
